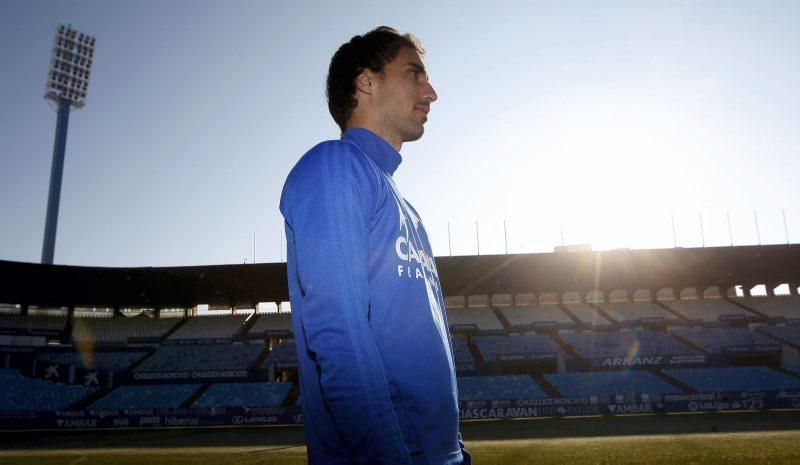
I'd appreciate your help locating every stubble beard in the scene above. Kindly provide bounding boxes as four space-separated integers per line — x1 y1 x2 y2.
381 109 424 145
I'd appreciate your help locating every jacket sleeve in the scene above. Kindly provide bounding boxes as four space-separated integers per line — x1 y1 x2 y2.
458 431 471 464
280 141 412 464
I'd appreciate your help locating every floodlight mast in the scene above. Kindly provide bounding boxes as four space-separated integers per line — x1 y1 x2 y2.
41 24 95 264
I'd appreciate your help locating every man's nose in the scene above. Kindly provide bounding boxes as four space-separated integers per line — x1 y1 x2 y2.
423 81 438 103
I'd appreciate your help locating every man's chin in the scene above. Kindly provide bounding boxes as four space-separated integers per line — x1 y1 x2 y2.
402 125 425 143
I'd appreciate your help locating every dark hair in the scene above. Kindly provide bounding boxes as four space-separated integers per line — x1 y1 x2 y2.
326 26 426 133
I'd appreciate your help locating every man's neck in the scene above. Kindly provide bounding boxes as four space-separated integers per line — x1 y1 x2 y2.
345 122 402 152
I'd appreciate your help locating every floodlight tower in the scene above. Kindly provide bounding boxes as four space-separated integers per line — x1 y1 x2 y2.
41 24 95 264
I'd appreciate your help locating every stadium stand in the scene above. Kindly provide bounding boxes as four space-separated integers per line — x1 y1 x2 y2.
0 314 67 333
37 351 147 371
663 366 800 392
560 330 699 359
597 301 683 325
247 312 293 337
562 302 613 327
192 382 291 408
660 298 759 323
71 315 181 343
166 314 248 340
446 307 505 333
3 245 800 427
135 344 264 372
670 327 780 353
656 288 676 301
734 296 800 321
516 293 538 305
0 368 97 411
678 288 700 300
444 296 466 308
490 294 514 307
452 338 476 370
585 291 604 304
457 375 548 401
545 371 681 397
467 295 490 308
473 334 561 362
88 384 201 409
500 303 575 329
758 325 800 347
262 341 298 369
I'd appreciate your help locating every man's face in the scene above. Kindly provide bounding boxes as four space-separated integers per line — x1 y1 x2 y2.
373 46 438 143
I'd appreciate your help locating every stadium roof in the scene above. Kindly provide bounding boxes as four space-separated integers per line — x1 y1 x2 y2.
0 244 798 308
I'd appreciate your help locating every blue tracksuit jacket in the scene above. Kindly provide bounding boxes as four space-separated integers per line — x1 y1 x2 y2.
279 127 469 464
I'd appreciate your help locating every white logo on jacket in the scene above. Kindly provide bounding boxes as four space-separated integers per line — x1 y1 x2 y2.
395 235 438 279
383 174 454 374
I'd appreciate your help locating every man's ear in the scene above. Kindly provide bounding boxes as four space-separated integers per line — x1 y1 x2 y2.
354 70 372 95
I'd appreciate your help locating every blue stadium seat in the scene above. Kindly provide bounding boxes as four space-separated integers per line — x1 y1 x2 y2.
0 368 97 412
0 314 67 333
167 314 249 340
670 327 778 353
446 307 504 332
501 304 574 329
545 371 680 397
88 384 201 409
452 338 475 367
562 303 613 327
135 344 264 372
758 325 800 346
71 315 180 343
660 298 757 323
560 330 698 358
732 296 800 320
248 313 293 337
664 366 800 392
473 334 561 362
784 366 800 376
598 301 682 325
457 375 548 401
261 341 298 369
192 382 292 408
38 351 147 371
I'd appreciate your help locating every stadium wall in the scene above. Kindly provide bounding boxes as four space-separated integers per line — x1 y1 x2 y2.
1 389 799 430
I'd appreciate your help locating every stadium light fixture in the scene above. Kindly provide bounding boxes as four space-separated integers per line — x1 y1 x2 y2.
41 24 96 264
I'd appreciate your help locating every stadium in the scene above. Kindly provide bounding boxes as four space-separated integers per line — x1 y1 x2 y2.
3 2 800 464
2 244 800 463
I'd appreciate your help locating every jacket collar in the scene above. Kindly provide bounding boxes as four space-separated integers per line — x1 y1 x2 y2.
341 127 402 176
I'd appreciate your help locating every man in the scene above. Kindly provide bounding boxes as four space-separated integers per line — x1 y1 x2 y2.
279 27 470 465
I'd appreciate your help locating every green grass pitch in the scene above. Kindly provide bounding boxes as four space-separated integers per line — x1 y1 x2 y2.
2 412 800 464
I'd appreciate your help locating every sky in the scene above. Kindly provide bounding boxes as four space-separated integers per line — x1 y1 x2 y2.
0 0 798 268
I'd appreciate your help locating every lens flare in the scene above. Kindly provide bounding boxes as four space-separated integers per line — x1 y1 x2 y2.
626 336 640 362
72 317 95 368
